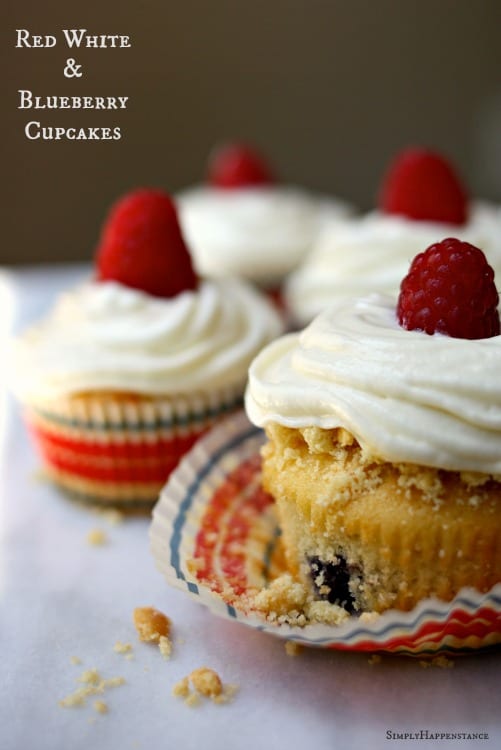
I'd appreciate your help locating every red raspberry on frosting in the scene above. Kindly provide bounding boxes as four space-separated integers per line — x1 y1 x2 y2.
397 237 500 339
379 147 468 225
207 142 275 188
96 188 198 298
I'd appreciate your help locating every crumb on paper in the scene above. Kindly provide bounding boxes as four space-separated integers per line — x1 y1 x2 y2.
190 667 222 698
172 677 190 699
93 700 108 714
368 654 382 666
419 655 455 669
172 668 237 707
70 656 82 666
158 635 173 660
59 669 126 710
285 641 303 657
185 693 200 708
86 528 107 546
78 668 101 685
133 606 171 643
113 641 133 655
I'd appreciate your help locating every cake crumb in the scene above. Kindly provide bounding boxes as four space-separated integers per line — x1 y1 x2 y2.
359 611 380 624
213 684 239 705
70 656 82 666
250 574 349 627
190 667 223 698
368 654 382 666
59 671 126 710
113 641 133 655
158 635 173 660
285 640 303 657
93 700 108 714
172 677 190 699
133 606 171 643
185 692 200 708
78 668 101 685
86 528 107 546
172 669 237 707
419 655 455 669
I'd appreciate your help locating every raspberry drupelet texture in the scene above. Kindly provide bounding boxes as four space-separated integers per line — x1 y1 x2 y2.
96 188 198 298
207 142 275 188
379 147 468 225
397 238 500 339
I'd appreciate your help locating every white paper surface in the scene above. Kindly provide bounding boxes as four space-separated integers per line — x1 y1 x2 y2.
1 265 500 750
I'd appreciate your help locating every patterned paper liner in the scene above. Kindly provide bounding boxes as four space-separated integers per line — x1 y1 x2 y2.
150 410 501 655
26 386 243 509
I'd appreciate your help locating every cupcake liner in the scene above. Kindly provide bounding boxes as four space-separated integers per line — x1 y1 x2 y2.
26 386 243 509
150 410 501 655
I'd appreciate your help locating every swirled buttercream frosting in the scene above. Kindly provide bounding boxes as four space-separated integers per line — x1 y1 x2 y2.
286 213 492 325
12 278 283 401
246 294 501 474
176 186 353 285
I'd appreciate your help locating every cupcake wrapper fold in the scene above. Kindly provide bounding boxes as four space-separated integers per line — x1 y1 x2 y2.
150 410 501 654
26 386 243 509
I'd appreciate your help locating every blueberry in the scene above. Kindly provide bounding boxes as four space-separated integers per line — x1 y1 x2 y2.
308 555 361 614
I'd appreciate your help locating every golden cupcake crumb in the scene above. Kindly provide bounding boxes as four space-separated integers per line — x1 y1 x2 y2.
158 635 173 659
172 677 190 698
86 528 107 546
190 667 222 698
78 668 101 685
284 641 303 657
368 654 382 666
113 641 133 655
419 656 455 669
250 573 349 627
59 670 125 709
172 669 237 707
133 606 171 643
93 700 108 714
70 656 82 666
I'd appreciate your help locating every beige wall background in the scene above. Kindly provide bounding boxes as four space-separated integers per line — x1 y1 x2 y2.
2 0 500 266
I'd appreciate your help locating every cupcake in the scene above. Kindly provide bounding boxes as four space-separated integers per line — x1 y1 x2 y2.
246 238 501 615
286 147 501 326
11 189 283 509
176 142 354 294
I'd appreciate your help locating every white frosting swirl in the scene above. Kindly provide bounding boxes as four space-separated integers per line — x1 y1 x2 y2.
12 278 283 402
176 186 354 286
286 213 493 325
246 294 501 474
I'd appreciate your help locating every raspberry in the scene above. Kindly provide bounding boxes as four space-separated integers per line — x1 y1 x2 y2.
207 142 275 188
379 147 468 225
96 188 198 298
397 238 500 339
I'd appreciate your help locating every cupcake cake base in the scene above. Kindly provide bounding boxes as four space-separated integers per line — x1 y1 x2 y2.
262 423 501 614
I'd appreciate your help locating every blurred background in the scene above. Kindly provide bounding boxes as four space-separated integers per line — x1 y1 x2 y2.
2 0 500 266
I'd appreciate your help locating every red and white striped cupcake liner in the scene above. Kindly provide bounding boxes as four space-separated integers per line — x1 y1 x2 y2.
26 386 243 509
150 411 501 655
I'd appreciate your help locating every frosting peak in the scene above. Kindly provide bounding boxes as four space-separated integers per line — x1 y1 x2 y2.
12 278 283 402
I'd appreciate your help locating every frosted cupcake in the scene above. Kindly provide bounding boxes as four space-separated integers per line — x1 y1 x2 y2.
286 148 500 325
177 142 354 293
246 238 501 615
12 189 283 509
